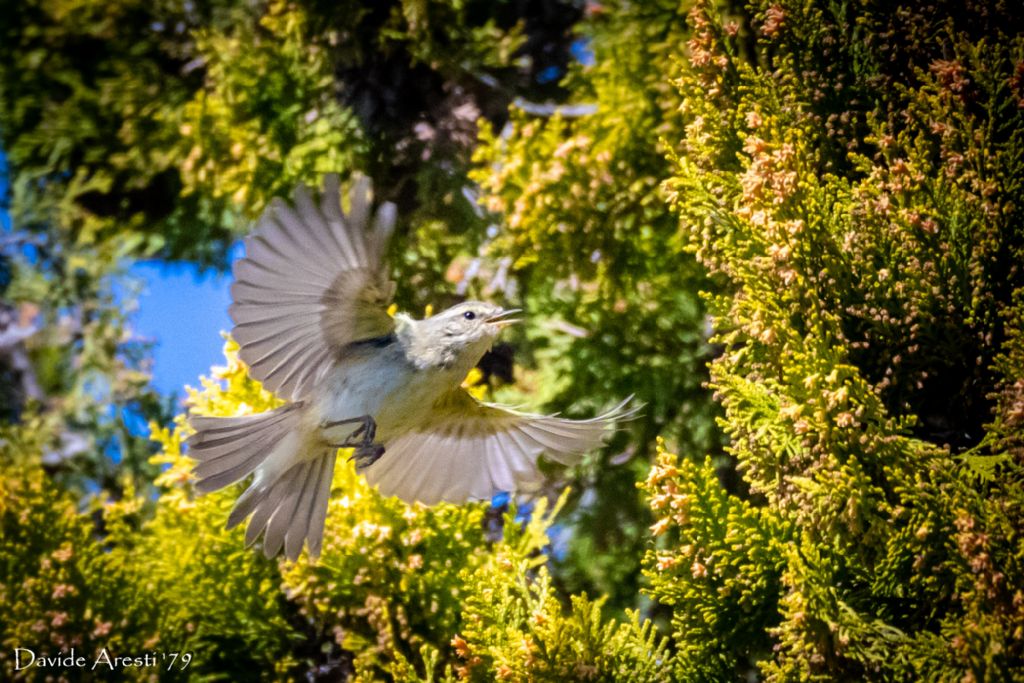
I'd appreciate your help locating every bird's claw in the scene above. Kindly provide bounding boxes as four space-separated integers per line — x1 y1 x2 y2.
322 415 384 468
323 414 377 448
349 443 385 471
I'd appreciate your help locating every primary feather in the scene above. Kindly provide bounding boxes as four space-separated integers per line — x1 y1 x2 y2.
363 393 636 504
229 174 396 402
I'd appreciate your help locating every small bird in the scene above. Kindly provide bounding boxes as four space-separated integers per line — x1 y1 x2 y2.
187 174 632 560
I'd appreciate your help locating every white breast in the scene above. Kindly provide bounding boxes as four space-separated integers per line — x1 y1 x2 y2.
310 348 414 441
308 338 472 446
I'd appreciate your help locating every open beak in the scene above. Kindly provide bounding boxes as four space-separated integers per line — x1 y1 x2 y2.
486 308 522 328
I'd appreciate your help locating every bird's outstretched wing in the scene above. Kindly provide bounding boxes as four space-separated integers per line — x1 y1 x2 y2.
230 174 397 401
363 391 636 504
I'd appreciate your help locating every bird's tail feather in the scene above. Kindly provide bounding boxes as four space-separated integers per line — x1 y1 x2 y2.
229 448 336 560
187 405 302 493
187 405 337 560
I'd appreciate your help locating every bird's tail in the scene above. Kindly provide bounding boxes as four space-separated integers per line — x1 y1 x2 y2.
187 405 336 560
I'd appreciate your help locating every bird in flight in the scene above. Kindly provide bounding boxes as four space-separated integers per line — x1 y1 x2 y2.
187 174 632 560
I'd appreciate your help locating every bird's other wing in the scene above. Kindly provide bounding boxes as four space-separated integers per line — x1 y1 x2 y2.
230 174 397 401
363 391 636 505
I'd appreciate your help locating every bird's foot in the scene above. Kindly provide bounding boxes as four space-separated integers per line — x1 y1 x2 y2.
323 415 383 468
322 414 377 448
349 443 386 471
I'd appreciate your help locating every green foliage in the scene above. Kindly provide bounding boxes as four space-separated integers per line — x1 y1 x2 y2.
0 354 305 680
650 0 1024 678
0 0 580 498
0 0 557 262
0 462 127 676
472 0 715 452
2 0 1024 681
120 426 302 679
176 1 367 218
641 441 785 679
471 0 722 609
452 495 673 682
2 342 668 681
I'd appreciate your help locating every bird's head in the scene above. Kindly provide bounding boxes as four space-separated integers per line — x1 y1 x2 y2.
406 301 520 372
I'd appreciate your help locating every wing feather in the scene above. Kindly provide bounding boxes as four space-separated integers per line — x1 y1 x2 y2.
268 201 344 271
364 392 634 504
513 422 571 455
400 433 449 504
345 175 372 260
251 338 321 391
230 280 328 304
229 174 397 401
368 203 397 264
232 329 319 374
229 302 327 326
472 434 508 498
233 258 328 294
415 435 449 505
492 430 541 488
250 205 302 259
291 185 342 262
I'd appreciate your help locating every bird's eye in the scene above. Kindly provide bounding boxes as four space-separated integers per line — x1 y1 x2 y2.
463 311 476 320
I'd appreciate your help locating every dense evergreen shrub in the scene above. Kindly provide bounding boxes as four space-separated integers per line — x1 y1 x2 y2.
653 0 1024 678
1 0 1022 680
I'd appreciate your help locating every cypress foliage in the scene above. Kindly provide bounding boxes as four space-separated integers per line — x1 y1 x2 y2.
655 0 1024 678
1 1 1022 680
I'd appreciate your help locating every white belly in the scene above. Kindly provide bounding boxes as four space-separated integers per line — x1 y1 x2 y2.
309 352 411 438
306 344 469 445
255 351 417 481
